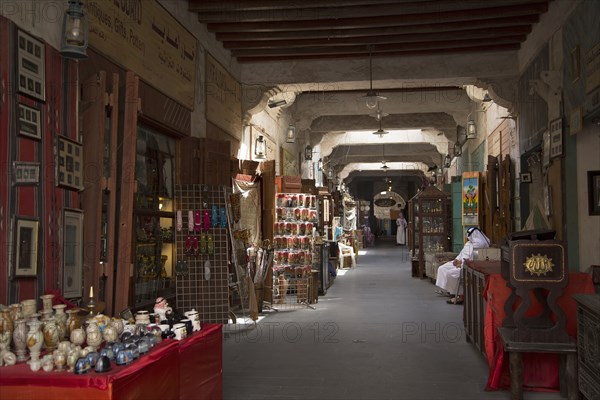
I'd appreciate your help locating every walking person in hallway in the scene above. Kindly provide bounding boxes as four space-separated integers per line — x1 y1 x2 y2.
396 212 407 246
435 227 490 304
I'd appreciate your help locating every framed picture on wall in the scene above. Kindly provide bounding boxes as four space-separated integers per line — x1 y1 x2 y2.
63 209 84 298
549 118 563 158
56 136 84 191
18 103 42 140
12 161 40 185
15 218 39 277
17 29 45 101
589 170 600 216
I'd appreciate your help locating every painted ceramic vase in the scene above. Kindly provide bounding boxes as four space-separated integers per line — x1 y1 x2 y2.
9 303 23 324
66 308 81 337
42 318 60 352
102 324 118 343
40 294 55 312
27 320 44 362
52 304 67 339
12 318 29 361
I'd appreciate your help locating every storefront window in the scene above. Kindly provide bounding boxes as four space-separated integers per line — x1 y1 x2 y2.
133 125 175 308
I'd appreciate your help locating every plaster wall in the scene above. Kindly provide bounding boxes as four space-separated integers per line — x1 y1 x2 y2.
576 123 600 271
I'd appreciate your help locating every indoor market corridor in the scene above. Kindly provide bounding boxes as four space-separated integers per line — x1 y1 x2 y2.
223 238 563 400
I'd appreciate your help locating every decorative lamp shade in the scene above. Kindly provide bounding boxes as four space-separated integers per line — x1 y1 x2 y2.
304 145 313 160
60 0 88 59
254 136 266 159
286 124 296 143
466 118 477 139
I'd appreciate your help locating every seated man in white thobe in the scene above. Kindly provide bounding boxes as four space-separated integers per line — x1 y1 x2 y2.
435 227 490 304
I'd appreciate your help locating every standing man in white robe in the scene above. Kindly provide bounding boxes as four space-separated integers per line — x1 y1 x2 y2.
435 227 490 304
396 212 407 245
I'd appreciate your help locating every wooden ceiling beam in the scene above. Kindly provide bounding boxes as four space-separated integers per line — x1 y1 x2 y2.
205 3 548 32
231 35 526 57
194 0 548 23
189 0 418 12
236 43 521 62
223 26 532 50
215 15 540 41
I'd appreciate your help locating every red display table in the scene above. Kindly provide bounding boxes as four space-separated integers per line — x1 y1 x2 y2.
0 323 222 400
483 273 595 391
179 323 223 400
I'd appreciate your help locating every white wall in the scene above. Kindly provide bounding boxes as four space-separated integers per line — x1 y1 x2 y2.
576 122 600 271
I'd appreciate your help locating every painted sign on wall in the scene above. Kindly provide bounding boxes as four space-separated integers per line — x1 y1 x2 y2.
206 54 242 139
88 0 197 110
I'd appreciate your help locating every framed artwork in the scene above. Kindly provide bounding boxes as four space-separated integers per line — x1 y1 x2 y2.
549 118 563 158
12 161 40 185
570 45 580 84
17 29 45 101
588 170 600 216
18 103 42 140
63 209 84 298
56 136 84 191
280 147 298 176
15 218 39 277
462 172 479 226
520 172 532 183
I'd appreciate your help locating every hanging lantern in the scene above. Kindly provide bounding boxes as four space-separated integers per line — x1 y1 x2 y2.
286 124 296 143
254 135 266 159
60 0 89 59
304 145 313 161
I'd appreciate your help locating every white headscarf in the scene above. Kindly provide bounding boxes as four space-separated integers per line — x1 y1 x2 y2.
469 229 490 249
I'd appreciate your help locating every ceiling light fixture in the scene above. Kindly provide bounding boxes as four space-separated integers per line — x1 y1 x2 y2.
372 118 389 138
362 50 386 110
467 117 477 139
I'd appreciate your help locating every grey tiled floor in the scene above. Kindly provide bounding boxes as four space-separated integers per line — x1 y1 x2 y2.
223 238 563 400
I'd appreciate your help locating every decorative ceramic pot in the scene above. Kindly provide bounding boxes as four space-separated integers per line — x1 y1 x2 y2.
40 309 53 323
58 340 71 354
40 294 55 313
67 349 79 372
8 303 23 323
52 304 67 338
85 321 102 351
1 308 14 339
41 354 54 372
42 318 60 352
27 320 44 362
102 325 118 343
3 351 17 366
20 299 36 317
70 327 85 347
110 318 125 336
53 349 67 371
66 308 81 337
12 318 29 361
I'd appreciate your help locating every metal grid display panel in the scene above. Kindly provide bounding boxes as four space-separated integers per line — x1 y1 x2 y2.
175 184 230 324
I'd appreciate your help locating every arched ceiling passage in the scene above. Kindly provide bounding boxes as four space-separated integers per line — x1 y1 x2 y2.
189 0 549 184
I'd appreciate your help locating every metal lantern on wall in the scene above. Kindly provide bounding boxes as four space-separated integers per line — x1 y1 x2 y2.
443 154 452 168
60 0 89 59
466 117 477 139
254 135 266 159
285 124 296 143
304 145 313 160
453 142 462 157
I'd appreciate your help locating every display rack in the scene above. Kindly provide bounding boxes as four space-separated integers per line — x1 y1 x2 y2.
272 193 318 310
408 186 451 278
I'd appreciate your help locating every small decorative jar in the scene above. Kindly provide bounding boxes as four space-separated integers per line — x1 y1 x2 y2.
85 321 102 351
12 318 29 361
70 327 86 347
110 318 125 336
102 324 118 343
53 349 67 371
8 304 23 325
